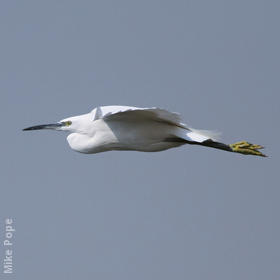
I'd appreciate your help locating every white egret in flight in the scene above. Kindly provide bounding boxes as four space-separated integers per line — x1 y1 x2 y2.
23 105 266 157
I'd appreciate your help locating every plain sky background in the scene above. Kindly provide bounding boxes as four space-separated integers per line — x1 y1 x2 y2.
1 1 279 279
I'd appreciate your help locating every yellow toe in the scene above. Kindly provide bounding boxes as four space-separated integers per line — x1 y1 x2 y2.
229 141 267 157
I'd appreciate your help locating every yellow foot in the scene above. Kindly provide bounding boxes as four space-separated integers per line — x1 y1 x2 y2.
229 141 267 157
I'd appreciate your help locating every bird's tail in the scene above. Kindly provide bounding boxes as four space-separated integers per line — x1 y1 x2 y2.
186 128 221 142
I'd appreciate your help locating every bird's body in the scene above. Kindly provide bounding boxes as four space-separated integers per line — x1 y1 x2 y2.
23 105 266 157
61 105 218 154
67 119 179 153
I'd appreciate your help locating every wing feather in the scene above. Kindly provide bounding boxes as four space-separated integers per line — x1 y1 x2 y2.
91 105 188 129
91 105 220 142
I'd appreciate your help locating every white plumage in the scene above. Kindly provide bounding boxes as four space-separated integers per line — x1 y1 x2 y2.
63 105 217 153
23 105 266 157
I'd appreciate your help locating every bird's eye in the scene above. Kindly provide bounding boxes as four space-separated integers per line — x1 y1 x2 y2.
64 121 72 126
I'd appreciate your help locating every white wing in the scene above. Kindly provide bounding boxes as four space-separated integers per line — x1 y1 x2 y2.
91 105 220 142
91 105 188 129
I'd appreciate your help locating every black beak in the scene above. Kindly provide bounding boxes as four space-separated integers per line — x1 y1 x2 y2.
23 123 64 131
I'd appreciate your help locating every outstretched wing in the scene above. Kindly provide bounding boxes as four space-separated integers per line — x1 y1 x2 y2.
91 105 188 129
91 105 220 142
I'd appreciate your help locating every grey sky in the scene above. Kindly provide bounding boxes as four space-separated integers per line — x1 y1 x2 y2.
1 0 279 279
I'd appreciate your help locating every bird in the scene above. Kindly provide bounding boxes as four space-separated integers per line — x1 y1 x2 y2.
23 105 266 157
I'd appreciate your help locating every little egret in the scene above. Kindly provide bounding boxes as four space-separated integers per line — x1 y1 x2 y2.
23 105 266 157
